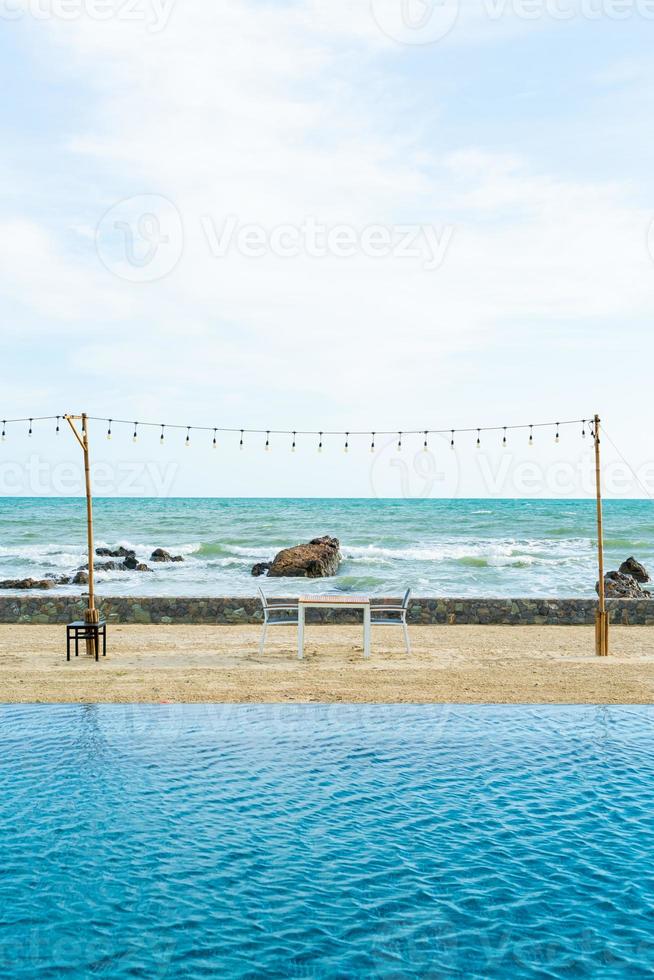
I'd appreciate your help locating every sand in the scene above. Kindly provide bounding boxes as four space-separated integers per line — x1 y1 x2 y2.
1 624 654 703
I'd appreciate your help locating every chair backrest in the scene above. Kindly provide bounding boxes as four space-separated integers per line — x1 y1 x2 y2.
258 586 268 610
402 588 412 609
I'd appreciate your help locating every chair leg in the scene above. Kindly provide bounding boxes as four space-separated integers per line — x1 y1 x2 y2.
403 622 411 655
259 623 268 655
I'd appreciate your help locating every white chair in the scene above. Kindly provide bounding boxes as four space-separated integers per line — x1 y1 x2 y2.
257 587 299 654
370 589 412 654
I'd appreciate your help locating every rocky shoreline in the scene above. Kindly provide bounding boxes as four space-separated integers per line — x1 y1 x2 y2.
0 546 185 590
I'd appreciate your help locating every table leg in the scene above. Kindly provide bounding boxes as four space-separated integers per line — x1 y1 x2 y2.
298 605 305 660
363 605 371 659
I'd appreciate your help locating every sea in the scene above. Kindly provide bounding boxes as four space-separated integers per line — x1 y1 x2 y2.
0 497 651 597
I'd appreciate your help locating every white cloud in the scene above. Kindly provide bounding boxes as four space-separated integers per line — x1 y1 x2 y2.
2 0 653 474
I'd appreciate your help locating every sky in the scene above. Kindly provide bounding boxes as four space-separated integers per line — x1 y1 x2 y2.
1 0 654 497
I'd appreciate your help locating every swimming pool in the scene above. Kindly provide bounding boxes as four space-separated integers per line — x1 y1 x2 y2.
1 704 653 978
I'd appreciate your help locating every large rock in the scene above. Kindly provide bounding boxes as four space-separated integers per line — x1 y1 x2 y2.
150 548 184 563
598 571 650 599
619 557 650 583
262 536 341 579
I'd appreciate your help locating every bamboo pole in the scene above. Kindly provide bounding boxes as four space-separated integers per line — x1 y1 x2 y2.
594 414 609 656
65 413 99 657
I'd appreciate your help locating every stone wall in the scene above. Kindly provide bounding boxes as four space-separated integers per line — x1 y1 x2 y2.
1 596 654 626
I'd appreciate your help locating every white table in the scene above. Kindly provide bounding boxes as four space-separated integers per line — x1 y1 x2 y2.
298 594 371 660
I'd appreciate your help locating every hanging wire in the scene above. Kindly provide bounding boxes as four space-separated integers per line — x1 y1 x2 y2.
344 432 349 454
265 431 270 451
185 427 191 448
78 414 590 440
291 432 296 453
213 428 217 449
0 414 596 453
160 425 165 445
423 431 428 452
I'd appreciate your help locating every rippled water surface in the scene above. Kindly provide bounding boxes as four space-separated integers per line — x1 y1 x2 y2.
1 704 654 978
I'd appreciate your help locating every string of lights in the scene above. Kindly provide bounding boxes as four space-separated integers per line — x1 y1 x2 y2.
0 413 596 449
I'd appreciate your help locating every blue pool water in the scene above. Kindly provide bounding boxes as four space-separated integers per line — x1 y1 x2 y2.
1 704 653 978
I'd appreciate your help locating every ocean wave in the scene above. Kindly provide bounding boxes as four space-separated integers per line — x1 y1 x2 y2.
198 542 280 560
342 540 591 563
604 538 653 549
333 575 387 591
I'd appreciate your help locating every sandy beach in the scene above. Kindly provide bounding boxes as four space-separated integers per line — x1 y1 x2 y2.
1 624 653 704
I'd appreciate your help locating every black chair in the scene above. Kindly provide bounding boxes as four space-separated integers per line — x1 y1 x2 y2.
66 621 107 662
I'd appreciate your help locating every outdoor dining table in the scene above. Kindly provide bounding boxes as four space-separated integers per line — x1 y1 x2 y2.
297 594 371 660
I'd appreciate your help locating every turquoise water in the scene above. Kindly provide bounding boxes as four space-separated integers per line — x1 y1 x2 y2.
1 704 653 978
0 497 653 597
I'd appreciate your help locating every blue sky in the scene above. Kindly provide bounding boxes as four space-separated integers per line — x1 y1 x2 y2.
1 1 653 497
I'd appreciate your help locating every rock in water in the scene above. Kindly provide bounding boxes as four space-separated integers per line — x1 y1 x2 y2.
150 549 184 563
0 578 57 590
619 557 650 583
263 536 341 578
96 546 136 560
251 562 272 577
598 571 650 599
